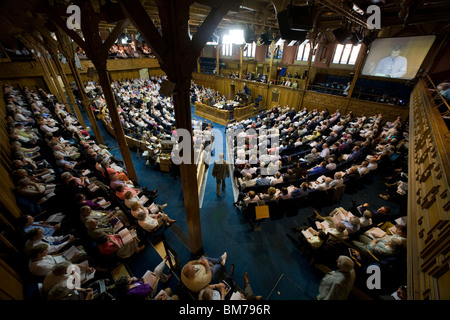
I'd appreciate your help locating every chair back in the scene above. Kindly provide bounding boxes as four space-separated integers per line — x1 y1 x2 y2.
332 184 346 203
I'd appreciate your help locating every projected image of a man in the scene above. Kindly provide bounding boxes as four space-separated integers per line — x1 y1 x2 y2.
373 44 407 78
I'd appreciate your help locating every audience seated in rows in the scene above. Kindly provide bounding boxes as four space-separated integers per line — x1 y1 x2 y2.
3 84 183 300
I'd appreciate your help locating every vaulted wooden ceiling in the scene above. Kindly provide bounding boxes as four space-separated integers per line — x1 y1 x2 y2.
135 0 450 32
0 0 449 49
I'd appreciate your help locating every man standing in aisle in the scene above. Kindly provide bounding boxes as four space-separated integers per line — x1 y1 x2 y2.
212 153 230 196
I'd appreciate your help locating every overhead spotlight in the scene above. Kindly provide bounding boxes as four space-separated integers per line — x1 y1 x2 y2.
244 29 257 43
277 5 312 41
332 27 352 44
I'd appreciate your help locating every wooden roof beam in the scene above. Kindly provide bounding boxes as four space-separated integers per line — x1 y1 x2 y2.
120 0 169 62
45 6 87 52
188 1 243 71
195 0 241 12
44 1 138 182
100 17 130 58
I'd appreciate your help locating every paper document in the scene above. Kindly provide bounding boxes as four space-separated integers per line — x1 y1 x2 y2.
46 212 65 223
118 228 136 245
142 270 159 288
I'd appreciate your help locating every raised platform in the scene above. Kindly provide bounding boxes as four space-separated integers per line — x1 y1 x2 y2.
194 101 254 125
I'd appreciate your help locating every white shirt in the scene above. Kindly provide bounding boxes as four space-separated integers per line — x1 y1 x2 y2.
358 166 370 175
320 148 330 160
138 214 160 232
29 255 59 277
43 272 70 294
326 163 337 171
360 217 372 228
330 178 344 188
317 269 356 300
25 236 70 256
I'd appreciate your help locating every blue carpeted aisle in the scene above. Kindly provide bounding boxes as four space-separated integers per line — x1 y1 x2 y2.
193 109 320 299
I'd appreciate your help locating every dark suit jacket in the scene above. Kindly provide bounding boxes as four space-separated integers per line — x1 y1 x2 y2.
283 174 297 183
212 161 230 180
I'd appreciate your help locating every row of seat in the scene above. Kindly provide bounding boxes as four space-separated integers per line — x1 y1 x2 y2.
241 184 346 230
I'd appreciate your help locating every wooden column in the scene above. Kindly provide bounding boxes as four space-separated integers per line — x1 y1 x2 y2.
216 45 220 76
239 45 243 79
302 19 321 91
95 63 137 182
173 80 203 255
36 53 60 99
46 4 137 182
84 35 138 181
152 0 203 255
55 60 85 126
303 42 315 90
265 41 276 108
32 26 83 119
347 44 367 98
121 0 241 255
407 80 450 299
67 58 104 145
43 54 70 112
344 43 367 113
267 40 275 84
45 43 86 127
55 29 104 145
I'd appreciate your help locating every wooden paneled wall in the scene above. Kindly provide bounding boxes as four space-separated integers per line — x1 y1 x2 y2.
0 60 48 92
192 72 409 122
0 58 164 89
0 259 23 300
407 79 450 300
220 61 313 81
267 85 304 110
64 58 163 83
194 102 232 126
